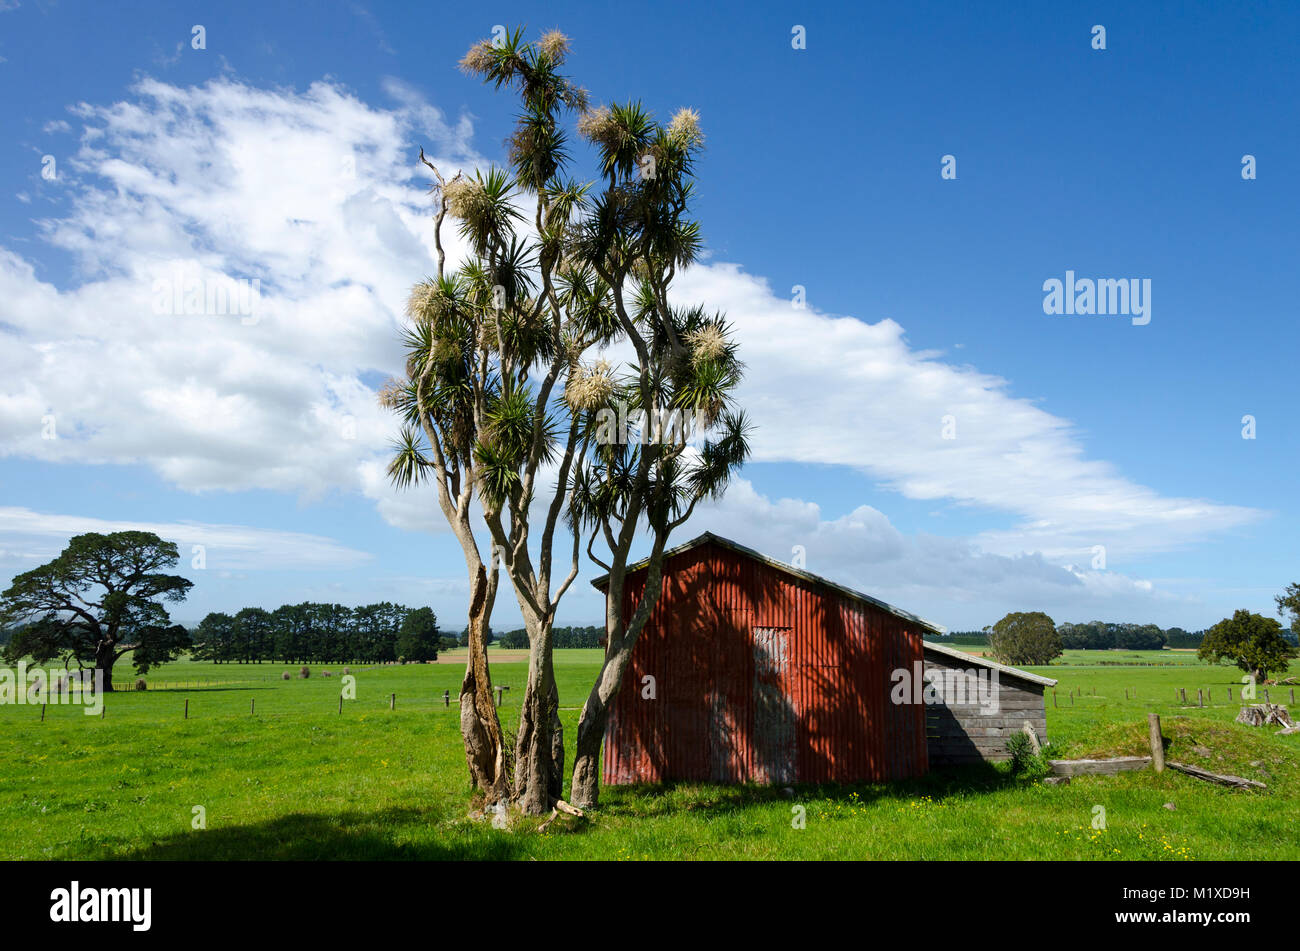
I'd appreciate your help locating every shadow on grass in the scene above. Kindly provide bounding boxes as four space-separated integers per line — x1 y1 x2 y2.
113 767 1042 856
114 807 526 861
594 761 1027 819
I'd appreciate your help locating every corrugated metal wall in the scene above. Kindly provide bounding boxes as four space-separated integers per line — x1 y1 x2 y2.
603 541 929 786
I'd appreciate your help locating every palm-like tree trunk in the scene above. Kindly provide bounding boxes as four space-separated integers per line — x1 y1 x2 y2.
571 655 628 808
571 535 672 808
513 618 564 815
459 563 508 802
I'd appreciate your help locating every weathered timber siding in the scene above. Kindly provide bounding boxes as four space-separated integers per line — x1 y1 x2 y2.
922 646 1047 764
603 540 929 785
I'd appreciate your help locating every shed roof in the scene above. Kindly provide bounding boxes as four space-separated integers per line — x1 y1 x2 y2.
922 640 1059 687
591 530 946 635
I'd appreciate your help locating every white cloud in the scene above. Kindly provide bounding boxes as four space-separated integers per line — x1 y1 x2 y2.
1 76 481 496
680 479 1198 629
0 506 371 571
671 263 1262 561
0 74 1264 627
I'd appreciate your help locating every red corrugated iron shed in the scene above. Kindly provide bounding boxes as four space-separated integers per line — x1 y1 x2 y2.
593 532 945 786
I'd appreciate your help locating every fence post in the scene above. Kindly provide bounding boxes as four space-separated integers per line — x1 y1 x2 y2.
1227 686 1232 701
1052 689 1057 708
339 694 343 715
443 689 450 707
251 699 255 715
390 693 396 711
1180 688 1187 704
1198 689 1203 708
1148 713 1164 773
41 703 46 722
184 699 189 719
1264 689 1270 704
495 686 503 706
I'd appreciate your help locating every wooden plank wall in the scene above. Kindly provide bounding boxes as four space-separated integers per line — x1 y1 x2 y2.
923 649 1047 764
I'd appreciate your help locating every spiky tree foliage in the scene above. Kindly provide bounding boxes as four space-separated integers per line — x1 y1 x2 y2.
396 25 750 816
451 26 615 816
528 69 754 809
379 157 516 801
381 28 597 813
564 311 751 809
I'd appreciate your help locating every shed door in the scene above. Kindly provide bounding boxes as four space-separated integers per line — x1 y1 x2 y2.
752 627 796 784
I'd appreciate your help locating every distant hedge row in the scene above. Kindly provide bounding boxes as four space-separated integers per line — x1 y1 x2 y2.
495 626 604 650
192 603 442 664
930 622 1212 650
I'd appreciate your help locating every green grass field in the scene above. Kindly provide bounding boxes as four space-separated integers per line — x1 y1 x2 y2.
1 648 1296 860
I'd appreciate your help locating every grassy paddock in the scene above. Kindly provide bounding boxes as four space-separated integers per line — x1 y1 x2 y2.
0 649 1296 860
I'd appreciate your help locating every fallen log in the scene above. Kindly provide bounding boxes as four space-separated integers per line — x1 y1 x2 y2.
1166 761 1265 790
1050 756 1151 777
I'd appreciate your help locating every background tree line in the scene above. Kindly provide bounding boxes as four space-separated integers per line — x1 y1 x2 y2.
495 625 605 650
929 622 1296 651
978 601 1298 677
191 603 443 664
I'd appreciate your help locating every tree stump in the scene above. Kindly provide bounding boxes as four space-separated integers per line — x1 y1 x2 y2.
1234 703 1293 728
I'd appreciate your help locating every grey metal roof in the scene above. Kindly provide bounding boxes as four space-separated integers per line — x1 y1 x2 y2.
590 530 947 635
922 640 1059 687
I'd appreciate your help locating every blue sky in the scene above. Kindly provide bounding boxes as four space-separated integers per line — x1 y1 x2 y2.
0 0 1295 633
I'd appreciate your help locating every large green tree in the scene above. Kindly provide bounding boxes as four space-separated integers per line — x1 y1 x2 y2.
1275 583 1300 636
1198 608 1295 683
193 610 234 663
0 532 192 691
396 607 441 662
988 611 1061 666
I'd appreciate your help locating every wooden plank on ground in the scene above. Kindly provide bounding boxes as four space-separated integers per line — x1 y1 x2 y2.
1049 756 1151 776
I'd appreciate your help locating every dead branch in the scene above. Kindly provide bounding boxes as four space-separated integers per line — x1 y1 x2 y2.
418 146 444 185
536 798 585 833
1166 761 1266 790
